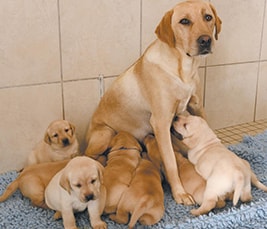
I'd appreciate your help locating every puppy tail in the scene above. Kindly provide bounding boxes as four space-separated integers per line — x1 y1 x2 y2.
233 172 245 206
251 171 267 192
0 179 19 202
128 197 152 229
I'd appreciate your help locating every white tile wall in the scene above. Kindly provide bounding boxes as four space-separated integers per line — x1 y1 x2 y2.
261 1 267 60
0 0 61 87
0 0 266 172
208 0 265 65
0 84 63 172
256 62 267 120
60 0 141 80
205 63 258 129
63 79 100 152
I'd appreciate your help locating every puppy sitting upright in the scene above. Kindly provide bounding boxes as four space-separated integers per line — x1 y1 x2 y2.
109 134 164 228
45 156 106 229
27 120 79 166
103 131 142 215
172 115 267 215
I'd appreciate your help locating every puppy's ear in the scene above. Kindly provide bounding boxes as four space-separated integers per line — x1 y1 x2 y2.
96 162 105 185
155 10 175 47
44 132 51 145
60 172 71 194
68 122 76 135
209 3 222 40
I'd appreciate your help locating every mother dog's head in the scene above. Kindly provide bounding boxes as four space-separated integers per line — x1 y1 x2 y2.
155 0 222 57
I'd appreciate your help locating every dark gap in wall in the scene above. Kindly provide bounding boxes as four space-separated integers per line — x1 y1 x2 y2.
57 0 65 120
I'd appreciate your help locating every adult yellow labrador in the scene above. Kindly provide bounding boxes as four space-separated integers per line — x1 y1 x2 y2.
85 0 222 204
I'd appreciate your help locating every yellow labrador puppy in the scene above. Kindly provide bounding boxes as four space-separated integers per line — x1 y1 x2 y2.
27 120 79 166
172 115 267 215
109 134 164 228
103 131 142 214
85 0 222 204
45 156 106 229
0 160 69 208
175 152 205 206
175 151 231 208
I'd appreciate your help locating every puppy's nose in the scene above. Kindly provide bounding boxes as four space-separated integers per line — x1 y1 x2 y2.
85 194 94 202
198 35 212 48
62 138 70 146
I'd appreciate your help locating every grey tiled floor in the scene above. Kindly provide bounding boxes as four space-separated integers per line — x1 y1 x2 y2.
214 119 267 145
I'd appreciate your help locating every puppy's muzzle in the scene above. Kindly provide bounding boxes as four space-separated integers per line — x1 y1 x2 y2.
198 35 212 55
84 194 94 202
170 126 184 141
62 138 70 147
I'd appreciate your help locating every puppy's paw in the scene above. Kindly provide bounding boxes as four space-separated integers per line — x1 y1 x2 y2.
190 207 211 216
92 220 107 229
190 208 201 216
53 211 62 220
216 199 226 209
109 213 128 224
174 193 195 205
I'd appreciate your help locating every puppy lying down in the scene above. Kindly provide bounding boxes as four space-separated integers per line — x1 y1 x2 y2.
172 115 267 216
0 160 69 208
103 131 142 215
109 134 164 228
175 145 233 209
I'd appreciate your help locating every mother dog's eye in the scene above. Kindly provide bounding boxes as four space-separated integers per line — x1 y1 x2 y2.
91 179 96 184
65 128 69 132
205 14 213 21
179 18 191 25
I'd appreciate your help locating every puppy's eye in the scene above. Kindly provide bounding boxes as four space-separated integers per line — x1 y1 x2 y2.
65 128 70 132
91 179 96 184
179 18 191 25
52 133 58 138
205 14 213 21
75 183 81 188
183 123 187 129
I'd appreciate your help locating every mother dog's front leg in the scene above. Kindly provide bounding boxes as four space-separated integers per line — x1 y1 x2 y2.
150 115 194 205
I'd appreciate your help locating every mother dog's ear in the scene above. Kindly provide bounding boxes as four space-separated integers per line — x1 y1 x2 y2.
155 10 175 47
209 3 222 40
60 172 71 194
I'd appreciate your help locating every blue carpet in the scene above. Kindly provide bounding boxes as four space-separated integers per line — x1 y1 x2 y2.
1 131 267 229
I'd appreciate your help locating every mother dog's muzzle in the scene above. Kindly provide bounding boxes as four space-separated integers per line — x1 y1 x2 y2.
198 35 212 55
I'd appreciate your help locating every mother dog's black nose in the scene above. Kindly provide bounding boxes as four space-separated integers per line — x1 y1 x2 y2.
198 35 212 48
